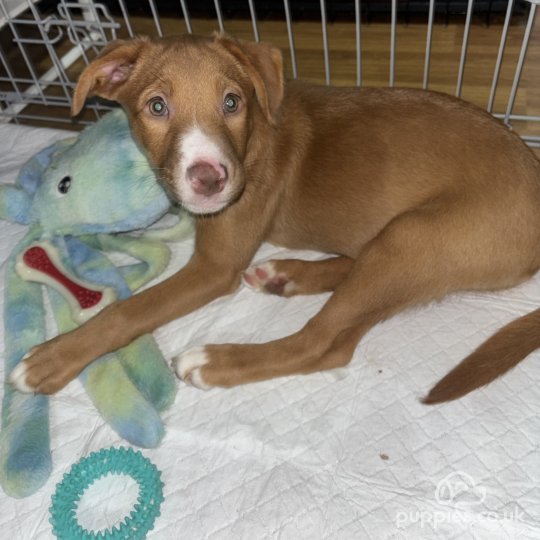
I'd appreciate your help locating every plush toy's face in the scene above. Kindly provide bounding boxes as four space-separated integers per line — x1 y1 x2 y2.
31 110 170 236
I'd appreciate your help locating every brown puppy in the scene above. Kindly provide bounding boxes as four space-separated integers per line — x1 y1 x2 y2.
9 34 540 401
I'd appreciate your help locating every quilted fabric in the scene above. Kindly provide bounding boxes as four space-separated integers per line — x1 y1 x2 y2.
1 124 539 539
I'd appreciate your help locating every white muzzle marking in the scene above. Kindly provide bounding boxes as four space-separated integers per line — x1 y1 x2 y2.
177 126 232 214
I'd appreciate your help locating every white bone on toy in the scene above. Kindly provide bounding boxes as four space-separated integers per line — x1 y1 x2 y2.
15 241 117 324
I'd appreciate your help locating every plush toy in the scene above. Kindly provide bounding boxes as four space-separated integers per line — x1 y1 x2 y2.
0 109 192 498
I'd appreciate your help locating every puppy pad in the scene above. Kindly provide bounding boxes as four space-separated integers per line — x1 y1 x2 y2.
0 124 539 539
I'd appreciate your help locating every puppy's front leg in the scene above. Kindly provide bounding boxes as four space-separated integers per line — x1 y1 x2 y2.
8 256 235 394
10 210 267 394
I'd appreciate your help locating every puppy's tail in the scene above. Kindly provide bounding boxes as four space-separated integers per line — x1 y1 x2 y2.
423 307 540 404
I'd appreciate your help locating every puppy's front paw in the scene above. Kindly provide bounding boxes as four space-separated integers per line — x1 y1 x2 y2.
172 347 212 390
9 352 36 393
8 340 79 394
242 261 296 296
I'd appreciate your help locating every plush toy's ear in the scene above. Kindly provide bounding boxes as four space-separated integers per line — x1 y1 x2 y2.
214 34 284 124
0 137 78 224
16 137 76 197
71 39 147 116
0 185 32 225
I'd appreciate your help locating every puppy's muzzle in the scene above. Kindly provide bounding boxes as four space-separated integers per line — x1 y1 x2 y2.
187 161 228 197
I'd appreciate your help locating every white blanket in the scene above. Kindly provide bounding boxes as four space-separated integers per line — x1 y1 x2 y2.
0 124 538 539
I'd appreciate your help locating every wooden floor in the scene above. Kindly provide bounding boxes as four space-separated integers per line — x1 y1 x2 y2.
4 10 540 149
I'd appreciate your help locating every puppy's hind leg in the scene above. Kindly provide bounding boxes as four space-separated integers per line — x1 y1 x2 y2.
243 256 354 297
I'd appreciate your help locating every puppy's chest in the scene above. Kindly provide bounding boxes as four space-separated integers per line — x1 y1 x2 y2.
266 200 362 256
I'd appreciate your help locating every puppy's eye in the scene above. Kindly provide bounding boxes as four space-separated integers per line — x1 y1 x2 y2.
57 176 71 194
223 93 240 114
148 97 168 117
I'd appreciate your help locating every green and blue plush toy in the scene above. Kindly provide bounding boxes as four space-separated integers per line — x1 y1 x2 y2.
0 109 192 498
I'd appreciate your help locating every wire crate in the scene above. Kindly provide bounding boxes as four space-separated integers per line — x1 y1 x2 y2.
0 0 539 146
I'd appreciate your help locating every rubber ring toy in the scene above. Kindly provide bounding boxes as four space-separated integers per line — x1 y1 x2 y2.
49 446 164 540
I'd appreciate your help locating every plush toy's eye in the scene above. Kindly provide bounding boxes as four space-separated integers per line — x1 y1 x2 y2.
57 176 72 194
223 93 240 114
148 97 168 117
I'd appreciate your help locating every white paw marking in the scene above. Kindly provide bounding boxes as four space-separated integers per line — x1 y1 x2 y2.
9 354 34 393
242 261 275 290
242 261 296 295
188 367 212 391
172 346 212 390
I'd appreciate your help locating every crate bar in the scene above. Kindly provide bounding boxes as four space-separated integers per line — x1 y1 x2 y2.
0 39 93 122
320 0 330 85
56 2 110 121
60 3 93 65
283 0 298 78
504 0 538 125
214 0 225 32
0 94 111 110
422 0 435 89
0 44 23 103
148 0 163 37
494 113 540 122
0 1 46 103
390 0 397 86
456 0 474 97
0 110 96 125
4 14 117 30
0 94 103 107
522 136 540 147
117 0 135 37
355 0 362 86
79 0 108 41
0 71 79 84
0 0 37 23
487 0 514 112
179 0 192 34
0 94 69 106
247 0 260 42
27 1 72 107
55 3 119 58
0 91 69 103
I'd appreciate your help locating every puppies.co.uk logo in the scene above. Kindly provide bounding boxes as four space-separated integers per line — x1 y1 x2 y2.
434 471 486 507
395 471 524 530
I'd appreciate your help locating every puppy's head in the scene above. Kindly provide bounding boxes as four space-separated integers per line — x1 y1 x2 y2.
72 34 283 215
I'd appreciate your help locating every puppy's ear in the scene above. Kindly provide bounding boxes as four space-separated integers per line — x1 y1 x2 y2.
215 34 284 124
71 39 147 116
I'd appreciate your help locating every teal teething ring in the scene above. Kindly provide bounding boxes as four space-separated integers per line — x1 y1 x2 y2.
49 446 164 540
